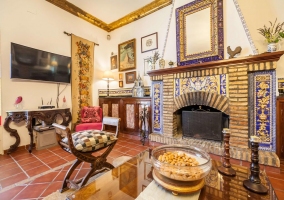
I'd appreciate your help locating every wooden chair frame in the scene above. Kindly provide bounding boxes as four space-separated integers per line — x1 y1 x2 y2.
53 117 120 192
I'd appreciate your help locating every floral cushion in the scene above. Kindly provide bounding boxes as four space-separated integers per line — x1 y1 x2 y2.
81 106 102 123
61 130 117 152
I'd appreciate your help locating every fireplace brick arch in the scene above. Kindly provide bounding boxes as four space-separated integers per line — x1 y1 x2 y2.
174 91 229 115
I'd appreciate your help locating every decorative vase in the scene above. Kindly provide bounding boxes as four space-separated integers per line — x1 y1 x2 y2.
159 59 165 69
267 43 277 52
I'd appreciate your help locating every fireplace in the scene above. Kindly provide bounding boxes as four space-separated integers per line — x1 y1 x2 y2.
148 51 284 167
182 106 229 141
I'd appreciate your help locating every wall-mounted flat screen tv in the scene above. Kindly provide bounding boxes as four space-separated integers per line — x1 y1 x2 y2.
11 43 71 84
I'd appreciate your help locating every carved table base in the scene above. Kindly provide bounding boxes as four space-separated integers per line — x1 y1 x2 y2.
4 108 72 154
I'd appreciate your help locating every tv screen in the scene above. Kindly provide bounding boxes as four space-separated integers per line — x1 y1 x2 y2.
11 43 71 83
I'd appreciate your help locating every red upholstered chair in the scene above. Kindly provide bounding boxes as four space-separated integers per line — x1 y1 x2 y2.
75 106 103 132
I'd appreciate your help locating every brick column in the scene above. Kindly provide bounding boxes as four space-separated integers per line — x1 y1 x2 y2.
162 74 175 137
228 65 249 148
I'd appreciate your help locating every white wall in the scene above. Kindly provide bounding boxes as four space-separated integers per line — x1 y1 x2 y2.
237 0 284 89
0 0 111 152
0 0 284 152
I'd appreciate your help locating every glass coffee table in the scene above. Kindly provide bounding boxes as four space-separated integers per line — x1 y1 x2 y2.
67 150 278 200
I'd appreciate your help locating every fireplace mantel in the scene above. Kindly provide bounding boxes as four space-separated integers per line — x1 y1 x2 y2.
148 51 284 77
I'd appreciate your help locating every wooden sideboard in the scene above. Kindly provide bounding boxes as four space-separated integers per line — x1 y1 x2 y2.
277 96 284 159
4 108 72 154
99 97 151 135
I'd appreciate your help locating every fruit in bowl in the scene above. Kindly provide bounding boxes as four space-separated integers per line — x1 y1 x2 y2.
151 144 212 181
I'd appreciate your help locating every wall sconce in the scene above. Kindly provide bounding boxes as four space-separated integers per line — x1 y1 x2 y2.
278 78 284 96
102 71 114 96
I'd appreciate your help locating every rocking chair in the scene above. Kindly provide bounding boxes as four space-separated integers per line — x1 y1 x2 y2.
53 116 120 192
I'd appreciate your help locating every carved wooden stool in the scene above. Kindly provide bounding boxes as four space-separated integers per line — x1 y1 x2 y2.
53 117 120 192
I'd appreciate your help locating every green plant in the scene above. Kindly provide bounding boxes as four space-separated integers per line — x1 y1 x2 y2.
258 18 284 43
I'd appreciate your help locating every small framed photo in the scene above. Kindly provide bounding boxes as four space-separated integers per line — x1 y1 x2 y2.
125 71 136 84
111 55 118 70
119 81 123 88
144 58 150 76
141 32 158 53
119 73 123 80
118 38 136 71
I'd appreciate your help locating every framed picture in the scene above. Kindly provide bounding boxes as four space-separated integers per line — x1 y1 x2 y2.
119 73 123 80
144 58 150 76
125 71 136 84
110 55 118 70
118 38 136 71
141 32 158 53
119 81 123 88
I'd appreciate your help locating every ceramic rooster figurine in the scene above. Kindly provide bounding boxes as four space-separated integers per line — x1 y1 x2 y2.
227 46 242 59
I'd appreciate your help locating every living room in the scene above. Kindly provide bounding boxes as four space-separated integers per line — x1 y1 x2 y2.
0 0 284 199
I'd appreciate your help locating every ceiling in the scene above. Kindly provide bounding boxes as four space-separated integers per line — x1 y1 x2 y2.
46 0 172 32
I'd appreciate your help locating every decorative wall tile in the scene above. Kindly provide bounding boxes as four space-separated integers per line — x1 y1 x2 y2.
102 104 108 117
152 81 163 133
175 74 228 97
251 70 276 151
126 104 135 129
112 104 119 118
98 86 151 97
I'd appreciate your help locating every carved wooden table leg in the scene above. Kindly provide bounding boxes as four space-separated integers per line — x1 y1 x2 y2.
243 136 268 194
26 114 34 153
4 112 27 154
218 128 236 176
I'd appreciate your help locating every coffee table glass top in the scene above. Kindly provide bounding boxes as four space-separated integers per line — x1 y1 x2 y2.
67 150 277 200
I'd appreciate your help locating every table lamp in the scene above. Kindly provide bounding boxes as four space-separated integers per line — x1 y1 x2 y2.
102 71 114 96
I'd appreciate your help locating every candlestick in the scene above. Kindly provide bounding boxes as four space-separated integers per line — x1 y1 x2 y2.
218 128 236 176
243 136 268 194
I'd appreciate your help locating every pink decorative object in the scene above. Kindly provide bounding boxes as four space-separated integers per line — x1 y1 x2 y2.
14 96 22 105
14 96 23 109
63 96 66 103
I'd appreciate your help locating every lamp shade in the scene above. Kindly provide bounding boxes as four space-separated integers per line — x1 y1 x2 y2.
102 71 114 80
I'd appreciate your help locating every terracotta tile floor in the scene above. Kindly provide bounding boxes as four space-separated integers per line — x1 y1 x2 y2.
0 134 283 199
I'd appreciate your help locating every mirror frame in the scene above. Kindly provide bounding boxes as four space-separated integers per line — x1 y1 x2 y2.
176 0 224 66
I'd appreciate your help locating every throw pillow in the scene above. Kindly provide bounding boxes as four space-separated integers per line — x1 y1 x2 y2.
81 106 102 123
61 130 117 152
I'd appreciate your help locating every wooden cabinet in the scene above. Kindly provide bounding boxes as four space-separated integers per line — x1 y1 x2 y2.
277 97 284 158
99 97 151 135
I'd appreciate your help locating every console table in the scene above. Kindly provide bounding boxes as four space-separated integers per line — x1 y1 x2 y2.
4 108 72 154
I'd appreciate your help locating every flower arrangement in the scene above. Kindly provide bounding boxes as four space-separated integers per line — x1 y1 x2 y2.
148 51 160 64
258 18 284 43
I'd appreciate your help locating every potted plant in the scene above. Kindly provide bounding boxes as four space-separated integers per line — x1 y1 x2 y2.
258 18 284 52
147 51 160 70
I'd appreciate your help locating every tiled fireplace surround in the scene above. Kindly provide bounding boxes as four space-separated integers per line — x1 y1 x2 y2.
148 51 284 167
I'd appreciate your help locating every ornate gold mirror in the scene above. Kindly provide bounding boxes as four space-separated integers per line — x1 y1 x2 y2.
176 0 224 66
